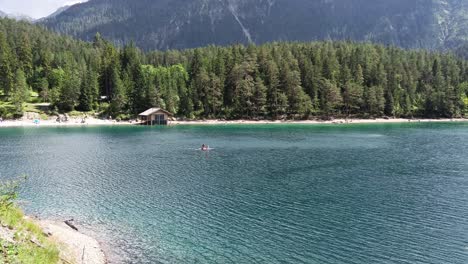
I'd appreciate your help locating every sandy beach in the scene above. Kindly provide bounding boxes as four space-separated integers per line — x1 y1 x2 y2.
36 219 106 264
0 117 133 127
171 118 468 125
0 117 467 128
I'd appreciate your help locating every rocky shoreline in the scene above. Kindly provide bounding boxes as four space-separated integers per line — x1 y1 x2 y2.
34 218 107 264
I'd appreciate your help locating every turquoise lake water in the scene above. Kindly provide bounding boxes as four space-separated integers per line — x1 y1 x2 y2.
0 123 467 263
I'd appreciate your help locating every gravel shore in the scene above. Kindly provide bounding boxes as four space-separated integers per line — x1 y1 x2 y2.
37 220 106 264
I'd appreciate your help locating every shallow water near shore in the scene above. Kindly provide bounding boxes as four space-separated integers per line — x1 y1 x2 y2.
1 123 468 263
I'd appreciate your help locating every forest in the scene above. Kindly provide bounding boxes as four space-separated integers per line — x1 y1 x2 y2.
1 18 468 120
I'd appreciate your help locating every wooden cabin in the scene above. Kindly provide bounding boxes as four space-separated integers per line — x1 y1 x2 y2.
138 108 172 125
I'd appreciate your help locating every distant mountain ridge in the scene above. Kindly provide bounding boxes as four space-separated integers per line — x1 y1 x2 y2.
0 9 34 21
40 0 468 51
45 5 70 19
35 5 71 23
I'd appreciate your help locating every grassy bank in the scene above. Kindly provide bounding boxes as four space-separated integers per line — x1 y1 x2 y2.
0 207 59 263
0 178 59 264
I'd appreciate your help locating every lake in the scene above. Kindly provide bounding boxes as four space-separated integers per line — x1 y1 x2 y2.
0 123 467 263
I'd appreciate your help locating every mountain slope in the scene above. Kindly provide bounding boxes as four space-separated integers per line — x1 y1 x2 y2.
41 0 468 50
35 5 71 23
44 5 71 19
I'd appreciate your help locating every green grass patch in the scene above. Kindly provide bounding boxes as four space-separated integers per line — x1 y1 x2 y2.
68 110 95 118
0 177 60 264
0 207 60 264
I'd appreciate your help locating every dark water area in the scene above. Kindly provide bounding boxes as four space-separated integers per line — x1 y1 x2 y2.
0 123 467 263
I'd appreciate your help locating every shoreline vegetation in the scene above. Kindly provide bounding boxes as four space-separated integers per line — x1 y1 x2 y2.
35 219 106 264
1 19 468 126
0 177 105 264
0 208 106 264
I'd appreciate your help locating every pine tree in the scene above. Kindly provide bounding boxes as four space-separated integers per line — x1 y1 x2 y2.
319 79 342 116
206 73 223 117
384 89 395 117
130 64 147 114
0 32 13 96
343 83 364 116
365 86 385 116
141 65 160 109
355 64 364 86
265 60 281 118
189 49 206 112
100 43 119 100
78 68 99 111
109 67 126 116
59 69 81 111
11 69 29 115
253 77 267 117
283 70 312 116
17 32 33 79
38 78 50 103
231 62 255 117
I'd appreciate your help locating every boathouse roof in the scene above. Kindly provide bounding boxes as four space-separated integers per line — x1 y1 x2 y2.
138 108 172 116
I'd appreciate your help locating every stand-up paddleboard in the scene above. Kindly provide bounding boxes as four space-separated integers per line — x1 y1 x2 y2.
200 144 213 151
200 148 214 151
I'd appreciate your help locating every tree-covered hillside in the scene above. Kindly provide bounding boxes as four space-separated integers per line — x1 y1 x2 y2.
41 0 468 51
1 18 468 120
455 43 468 59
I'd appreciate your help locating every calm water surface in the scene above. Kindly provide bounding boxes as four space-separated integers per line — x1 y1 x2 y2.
0 123 467 263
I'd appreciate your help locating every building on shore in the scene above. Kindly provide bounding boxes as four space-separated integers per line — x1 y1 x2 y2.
138 108 172 125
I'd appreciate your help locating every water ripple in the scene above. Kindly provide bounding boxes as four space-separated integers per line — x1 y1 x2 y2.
0 124 467 263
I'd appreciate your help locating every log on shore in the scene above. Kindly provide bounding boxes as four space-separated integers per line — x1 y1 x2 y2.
64 219 78 231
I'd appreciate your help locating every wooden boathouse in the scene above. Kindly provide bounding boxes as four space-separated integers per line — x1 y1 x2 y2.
138 108 172 125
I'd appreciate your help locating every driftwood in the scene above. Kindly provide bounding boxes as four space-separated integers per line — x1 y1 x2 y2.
64 219 78 231
30 238 44 248
82 246 86 264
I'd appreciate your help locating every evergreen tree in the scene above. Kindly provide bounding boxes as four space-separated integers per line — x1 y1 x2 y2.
231 62 255 117
59 69 81 111
78 68 99 111
384 89 395 117
11 69 29 115
38 78 50 103
265 60 281 118
343 83 364 116
17 32 33 79
130 64 147 113
253 77 267 117
0 32 13 96
319 79 342 116
109 67 126 116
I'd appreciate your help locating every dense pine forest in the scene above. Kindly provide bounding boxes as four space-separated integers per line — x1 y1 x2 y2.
1 18 468 120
